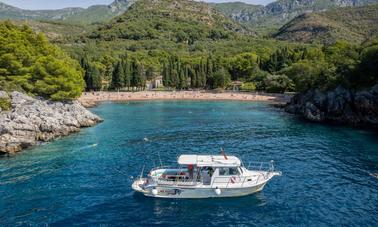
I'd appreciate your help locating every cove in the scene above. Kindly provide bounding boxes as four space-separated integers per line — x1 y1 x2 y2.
0 101 377 226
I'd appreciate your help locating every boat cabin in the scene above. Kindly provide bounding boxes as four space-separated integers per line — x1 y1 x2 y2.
149 155 246 187
133 153 281 198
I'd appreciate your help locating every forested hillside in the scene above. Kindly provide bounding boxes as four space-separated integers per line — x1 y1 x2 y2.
57 0 377 93
71 0 309 92
274 4 378 44
89 0 249 41
0 0 377 97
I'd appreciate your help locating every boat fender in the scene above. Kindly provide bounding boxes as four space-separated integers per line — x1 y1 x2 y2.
214 187 221 195
152 188 158 196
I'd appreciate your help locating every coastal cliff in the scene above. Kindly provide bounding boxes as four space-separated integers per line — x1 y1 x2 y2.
0 91 102 154
285 84 378 126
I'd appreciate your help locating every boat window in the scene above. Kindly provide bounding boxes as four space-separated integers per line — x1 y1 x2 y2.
219 167 239 176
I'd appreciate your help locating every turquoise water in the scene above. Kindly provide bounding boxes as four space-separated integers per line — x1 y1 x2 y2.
1 101 377 226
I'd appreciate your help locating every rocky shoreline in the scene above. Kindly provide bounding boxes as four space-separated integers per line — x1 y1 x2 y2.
285 84 378 126
0 91 102 154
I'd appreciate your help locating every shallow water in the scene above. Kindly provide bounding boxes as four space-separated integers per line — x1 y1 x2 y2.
1 101 377 226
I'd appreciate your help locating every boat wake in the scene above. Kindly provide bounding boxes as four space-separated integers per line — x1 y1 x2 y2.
370 173 378 179
79 143 98 150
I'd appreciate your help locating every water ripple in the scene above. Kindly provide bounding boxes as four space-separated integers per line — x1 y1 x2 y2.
0 101 377 226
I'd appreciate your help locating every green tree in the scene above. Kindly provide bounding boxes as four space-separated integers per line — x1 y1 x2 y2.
111 61 123 90
122 58 131 90
213 68 231 89
32 56 84 100
0 21 84 100
264 74 293 93
351 44 378 87
86 64 102 91
131 59 145 90
228 53 259 81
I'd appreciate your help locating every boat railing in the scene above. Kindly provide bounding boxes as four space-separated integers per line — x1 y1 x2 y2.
210 173 266 189
156 178 200 186
245 160 275 172
149 165 181 172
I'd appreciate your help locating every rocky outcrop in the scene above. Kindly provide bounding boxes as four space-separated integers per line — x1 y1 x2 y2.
0 92 102 154
285 84 378 126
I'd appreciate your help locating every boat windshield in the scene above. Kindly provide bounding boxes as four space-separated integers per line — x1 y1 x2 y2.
219 167 239 176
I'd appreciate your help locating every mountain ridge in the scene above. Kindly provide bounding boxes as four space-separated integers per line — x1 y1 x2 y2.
0 0 134 24
214 0 378 33
274 4 378 44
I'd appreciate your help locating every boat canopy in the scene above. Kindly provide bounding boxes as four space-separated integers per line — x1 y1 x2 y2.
177 155 241 167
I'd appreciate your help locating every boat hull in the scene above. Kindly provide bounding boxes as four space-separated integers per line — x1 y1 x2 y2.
132 179 267 198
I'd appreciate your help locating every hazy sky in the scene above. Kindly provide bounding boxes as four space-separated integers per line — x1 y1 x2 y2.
1 0 273 10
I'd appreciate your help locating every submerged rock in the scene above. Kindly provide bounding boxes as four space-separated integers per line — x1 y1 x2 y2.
0 92 102 154
285 84 378 126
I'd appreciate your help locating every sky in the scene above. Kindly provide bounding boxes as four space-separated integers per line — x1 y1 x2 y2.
1 0 274 10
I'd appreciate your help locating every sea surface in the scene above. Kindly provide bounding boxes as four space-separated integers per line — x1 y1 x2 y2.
0 101 377 226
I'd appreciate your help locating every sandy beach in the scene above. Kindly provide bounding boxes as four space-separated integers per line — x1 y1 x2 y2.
79 91 292 107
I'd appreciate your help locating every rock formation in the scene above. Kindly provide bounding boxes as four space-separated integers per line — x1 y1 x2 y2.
285 84 378 126
0 91 102 154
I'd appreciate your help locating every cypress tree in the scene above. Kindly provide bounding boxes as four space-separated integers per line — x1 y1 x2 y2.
188 65 196 88
89 65 102 91
81 56 91 91
111 61 123 90
131 59 144 90
122 58 131 90
162 61 169 87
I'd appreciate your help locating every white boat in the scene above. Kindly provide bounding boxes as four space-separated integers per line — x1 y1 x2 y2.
132 154 282 198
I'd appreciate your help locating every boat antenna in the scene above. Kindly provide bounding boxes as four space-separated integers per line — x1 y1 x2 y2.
139 164 145 180
158 150 163 167
220 147 228 160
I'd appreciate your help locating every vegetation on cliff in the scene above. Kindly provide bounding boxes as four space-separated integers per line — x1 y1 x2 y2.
0 21 84 100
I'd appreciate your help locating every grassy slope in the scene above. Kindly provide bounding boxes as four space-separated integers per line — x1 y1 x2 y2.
274 4 378 44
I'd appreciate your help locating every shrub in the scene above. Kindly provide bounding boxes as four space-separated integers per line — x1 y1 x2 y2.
241 82 256 91
0 97 11 111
